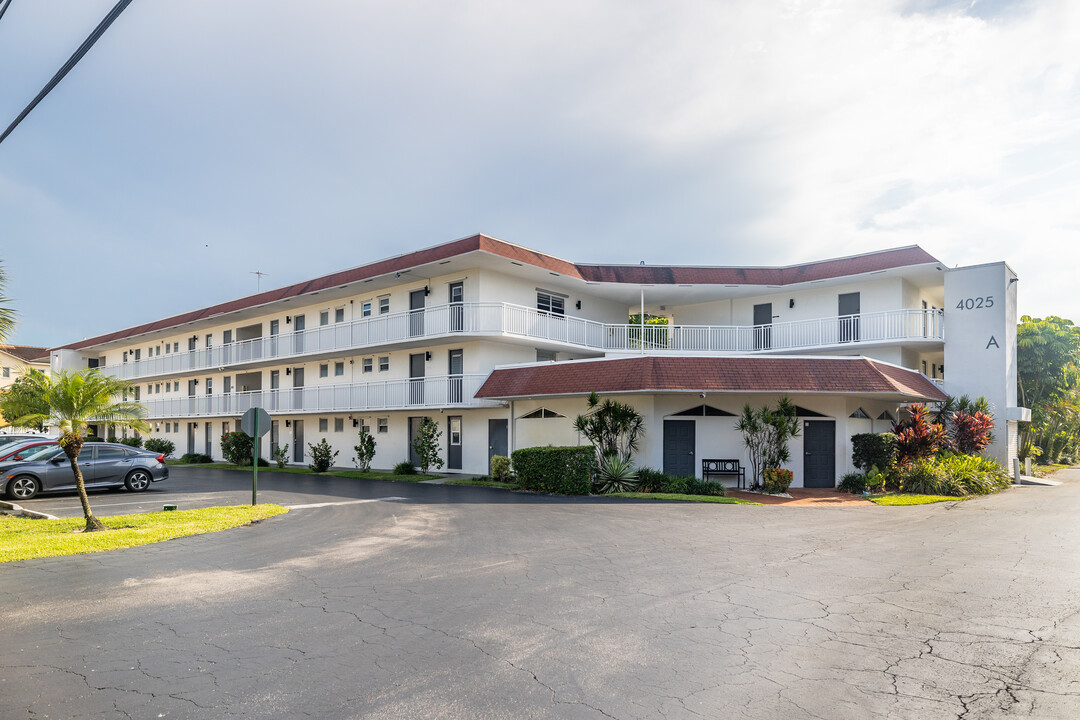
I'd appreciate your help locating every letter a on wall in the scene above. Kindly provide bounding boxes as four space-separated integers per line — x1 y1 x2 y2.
986 336 1000 349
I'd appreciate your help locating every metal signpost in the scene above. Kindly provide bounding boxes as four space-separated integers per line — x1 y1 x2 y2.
240 407 272 505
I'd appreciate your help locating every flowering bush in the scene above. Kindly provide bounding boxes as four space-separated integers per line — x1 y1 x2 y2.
893 404 948 466
762 468 794 494
950 410 995 455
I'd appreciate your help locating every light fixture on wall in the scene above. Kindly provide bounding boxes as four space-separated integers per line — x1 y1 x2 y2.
286 368 291 375
699 392 706 399
425 352 431 361
575 300 581 310
192 422 198 428
424 286 430 296
789 299 795 308
285 420 291 427
285 316 292 324
352 419 359 427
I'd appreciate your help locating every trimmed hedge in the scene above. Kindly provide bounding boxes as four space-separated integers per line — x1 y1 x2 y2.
636 468 725 496
852 432 897 472
511 446 593 495
144 438 176 458
178 452 213 464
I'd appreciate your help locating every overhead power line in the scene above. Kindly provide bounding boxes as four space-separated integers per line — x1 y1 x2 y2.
0 0 135 148
0 0 14 25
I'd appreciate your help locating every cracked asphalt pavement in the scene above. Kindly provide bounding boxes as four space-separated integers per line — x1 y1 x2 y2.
2 466 1080 719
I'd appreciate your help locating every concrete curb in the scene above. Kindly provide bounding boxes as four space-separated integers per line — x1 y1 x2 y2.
0 499 59 520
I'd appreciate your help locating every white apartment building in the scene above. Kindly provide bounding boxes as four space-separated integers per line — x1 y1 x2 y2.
0 344 49 434
49 234 1025 487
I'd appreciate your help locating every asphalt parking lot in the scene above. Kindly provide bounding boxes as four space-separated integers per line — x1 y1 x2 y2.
3 466 1079 719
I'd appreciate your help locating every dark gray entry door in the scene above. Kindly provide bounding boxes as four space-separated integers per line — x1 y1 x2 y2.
205 422 212 458
448 349 463 403
292 367 304 411
488 419 508 467
293 420 304 463
447 416 462 470
839 292 861 343
410 353 425 405
663 420 695 477
449 282 464 332
293 314 305 353
410 289 425 337
803 420 836 488
408 417 423 467
187 422 196 456
753 303 772 350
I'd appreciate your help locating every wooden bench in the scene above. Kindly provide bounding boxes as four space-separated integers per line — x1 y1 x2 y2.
702 459 746 489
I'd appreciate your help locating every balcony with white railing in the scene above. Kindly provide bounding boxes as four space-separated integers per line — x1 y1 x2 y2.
103 303 945 381
142 374 499 419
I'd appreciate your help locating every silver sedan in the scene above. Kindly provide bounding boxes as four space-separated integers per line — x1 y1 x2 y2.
1 443 169 500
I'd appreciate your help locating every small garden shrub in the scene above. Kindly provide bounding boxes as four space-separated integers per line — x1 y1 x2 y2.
851 433 897 473
220 431 254 465
119 436 144 448
411 417 444 474
610 467 724 496
179 452 213 464
511 446 593 495
394 461 417 475
307 438 338 473
893 404 947 465
898 460 950 495
837 472 867 494
84 435 103 443
353 428 376 472
273 444 289 468
593 453 640 494
144 438 175 457
762 468 794 494
106 435 118 443
490 455 511 482
933 454 1010 495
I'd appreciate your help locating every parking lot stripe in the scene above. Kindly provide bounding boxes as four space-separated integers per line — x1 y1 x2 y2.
286 498 407 510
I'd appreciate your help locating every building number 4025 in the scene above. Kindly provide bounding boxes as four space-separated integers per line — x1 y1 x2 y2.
956 296 994 310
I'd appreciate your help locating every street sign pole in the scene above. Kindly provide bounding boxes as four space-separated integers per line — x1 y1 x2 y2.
253 411 259 505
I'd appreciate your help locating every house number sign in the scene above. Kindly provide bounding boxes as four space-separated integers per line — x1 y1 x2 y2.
955 296 994 310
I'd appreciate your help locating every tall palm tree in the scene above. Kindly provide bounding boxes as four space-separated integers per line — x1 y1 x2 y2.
0 369 148 531
0 261 15 342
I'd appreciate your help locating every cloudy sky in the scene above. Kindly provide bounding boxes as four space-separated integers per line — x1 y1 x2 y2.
0 0 1076 347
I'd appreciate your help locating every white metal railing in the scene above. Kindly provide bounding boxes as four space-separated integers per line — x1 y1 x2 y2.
604 308 944 353
103 304 944 380
141 374 498 419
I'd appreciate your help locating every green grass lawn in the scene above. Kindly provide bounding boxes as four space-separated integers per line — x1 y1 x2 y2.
206 464 442 481
606 492 760 504
444 478 518 489
868 494 970 506
0 505 289 563
1035 463 1071 476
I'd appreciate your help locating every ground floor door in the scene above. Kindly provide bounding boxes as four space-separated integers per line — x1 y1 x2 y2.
187 423 196 456
447 416 462 470
293 420 304 463
663 420 695 477
802 420 836 488
205 423 212 459
488 419 508 469
408 417 423 467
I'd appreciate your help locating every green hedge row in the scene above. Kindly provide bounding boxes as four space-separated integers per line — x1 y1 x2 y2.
511 446 593 495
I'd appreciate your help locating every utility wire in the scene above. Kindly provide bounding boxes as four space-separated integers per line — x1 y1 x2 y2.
0 0 13 25
0 0 135 148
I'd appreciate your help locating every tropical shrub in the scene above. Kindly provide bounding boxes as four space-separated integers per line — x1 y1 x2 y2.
632 468 724 496
353 427 376 471
144 437 175 457
220 431 254 465
893 404 948 465
898 460 951 495
511 446 593 495
119 436 144 448
490 455 511 482
273 444 289 468
573 392 645 463
307 438 338 473
898 455 1010 496
950 410 995 455
762 468 794 494
179 452 213 464
394 460 417 475
837 472 867 494
593 453 640 494
84 435 104 443
106 435 118 443
851 433 897 473
736 396 799 489
411 417 444 474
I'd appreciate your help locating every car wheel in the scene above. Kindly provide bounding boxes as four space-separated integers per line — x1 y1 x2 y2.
125 469 152 492
9 475 39 500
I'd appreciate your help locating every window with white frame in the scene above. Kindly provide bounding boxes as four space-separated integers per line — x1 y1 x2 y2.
378 356 389 372
334 361 344 376
377 417 388 433
537 291 565 315
320 363 329 378
362 302 372 317
379 297 390 314
320 311 329 326
334 418 344 432
319 418 328 432
449 417 461 445
362 358 373 373
335 307 345 323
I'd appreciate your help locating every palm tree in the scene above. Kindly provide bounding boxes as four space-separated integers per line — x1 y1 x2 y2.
0 261 15 342
0 369 148 531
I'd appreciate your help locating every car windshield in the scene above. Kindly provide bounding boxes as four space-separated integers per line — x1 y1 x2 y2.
21 446 61 462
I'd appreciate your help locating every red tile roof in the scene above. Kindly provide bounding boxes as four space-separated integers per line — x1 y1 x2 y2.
474 356 948 401
53 234 940 351
0 345 49 363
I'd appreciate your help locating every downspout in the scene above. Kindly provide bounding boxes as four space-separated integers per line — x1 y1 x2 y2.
509 400 515 457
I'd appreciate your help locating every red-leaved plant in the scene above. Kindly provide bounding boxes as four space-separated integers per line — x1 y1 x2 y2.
950 410 995 455
893 404 948 466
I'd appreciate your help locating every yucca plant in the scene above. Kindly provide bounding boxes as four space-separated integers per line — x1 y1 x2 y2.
593 453 639 494
0 369 148 531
